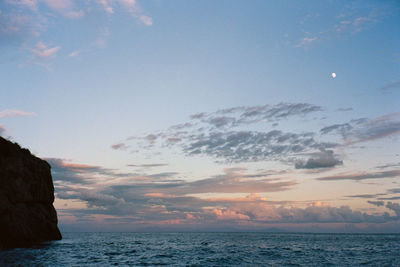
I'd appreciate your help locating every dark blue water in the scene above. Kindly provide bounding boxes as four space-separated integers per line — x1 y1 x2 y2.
1 233 399 266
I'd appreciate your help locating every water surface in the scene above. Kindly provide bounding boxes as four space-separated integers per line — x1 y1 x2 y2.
1 232 399 266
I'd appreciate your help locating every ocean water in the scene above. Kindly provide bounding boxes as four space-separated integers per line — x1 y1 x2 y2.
1 233 399 266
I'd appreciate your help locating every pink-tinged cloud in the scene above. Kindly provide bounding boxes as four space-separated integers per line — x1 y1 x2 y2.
138 15 152 26
0 11 42 43
5 0 38 11
31 41 60 59
296 37 318 47
206 208 250 221
50 158 400 232
64 10 84 19
118 0 153 26
68 50 80 57
0 109 35 118
97 0 114 14
41 0 73 10
41 0 84 18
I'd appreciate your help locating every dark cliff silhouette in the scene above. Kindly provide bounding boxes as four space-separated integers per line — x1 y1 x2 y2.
0 136 61 248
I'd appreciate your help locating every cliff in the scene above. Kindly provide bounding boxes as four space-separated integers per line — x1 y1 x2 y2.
0 137 61 248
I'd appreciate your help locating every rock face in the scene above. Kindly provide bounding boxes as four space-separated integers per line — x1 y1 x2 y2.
0 137 61 248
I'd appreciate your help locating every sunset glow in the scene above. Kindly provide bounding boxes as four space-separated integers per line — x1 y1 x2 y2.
1 0 399 233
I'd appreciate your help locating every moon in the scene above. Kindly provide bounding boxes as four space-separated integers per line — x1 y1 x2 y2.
331 72 337 78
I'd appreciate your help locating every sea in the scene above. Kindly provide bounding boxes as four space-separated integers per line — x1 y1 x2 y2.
0 232 399 266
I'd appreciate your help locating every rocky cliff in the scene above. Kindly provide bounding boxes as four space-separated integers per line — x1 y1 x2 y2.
0 137 61 248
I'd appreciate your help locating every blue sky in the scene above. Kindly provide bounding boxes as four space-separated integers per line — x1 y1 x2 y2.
1 0 400 232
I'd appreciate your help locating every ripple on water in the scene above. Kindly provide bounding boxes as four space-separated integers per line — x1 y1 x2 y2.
0 233 399 266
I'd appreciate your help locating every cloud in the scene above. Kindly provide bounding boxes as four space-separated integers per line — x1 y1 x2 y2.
119 0 153 26
105 168 296 198
335 13 377 34
94 27 110 48
336 108 353 112
295 4 390 49
176 168 296 194
346 194 384 199
368 200 385 207
321 113 400 144
346 187 400 201
353 113 400 143
50 157 400 230
128 163 169 168
46 158 131 185
388 188 400 194
96 0 114 14
317 170 400 181
111 142 128 150
6 0 84 19
194 103 323 128
57 188 126 209
296 37 318 48
120 103 334 163
182 130 334 163
68 50 80 57
375 162 400 170
147 172 178 179
0 10 41 46
386 202 400 217
295 149 343 169
1 0 152 58
31 41 60 60
379 81 400 93
207 201 394 224
0 109 35 118
138 15 152 26
378 196 400 201
42 0 84 18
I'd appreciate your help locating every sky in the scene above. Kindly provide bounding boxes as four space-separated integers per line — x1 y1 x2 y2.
1 0 400 233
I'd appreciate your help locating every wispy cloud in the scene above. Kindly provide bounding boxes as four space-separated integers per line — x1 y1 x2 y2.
68 49 80 57
379 81 400 93
31 41 60 59
296 37 318 48
296 4 390 48
321 113 400 144
1 0 152 61
96 0 114 14
375 162 400 170
317 170 400 181
26 41 60 67
335 13 378 34
0 109 35 118
119 0 152 26
128 163 169 168
368 200 385 207
336 108 353 112
0 8 42 46
94 27 110 48
41 0 84 19
111 142 128 150
46 158 136 185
